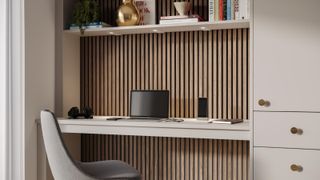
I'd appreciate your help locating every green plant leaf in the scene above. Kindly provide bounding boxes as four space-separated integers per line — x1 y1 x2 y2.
72 0 101 28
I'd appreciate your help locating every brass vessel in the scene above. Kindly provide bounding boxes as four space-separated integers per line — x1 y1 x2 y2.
116 0 140 26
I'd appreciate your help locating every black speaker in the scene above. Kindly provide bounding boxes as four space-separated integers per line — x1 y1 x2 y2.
198 97 208 118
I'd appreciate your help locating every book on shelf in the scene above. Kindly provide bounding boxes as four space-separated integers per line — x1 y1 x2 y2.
223 0 227 20
234 0 240 20
227 0 232 20
159 15 203 25
214 0 220 21
208 0 215 22
208 0 250 22
160 15 203 20
231 0 235 20
219 0 224 20
69 22 110 30
239 0 250 20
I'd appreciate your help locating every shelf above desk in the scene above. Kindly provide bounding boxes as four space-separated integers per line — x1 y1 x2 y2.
64 20 250 37
57 117 251 141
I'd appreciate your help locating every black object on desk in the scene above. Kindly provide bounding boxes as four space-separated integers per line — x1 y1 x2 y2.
198 97 208 118
68 106 93 119
130 90 169 119
106 117 122 121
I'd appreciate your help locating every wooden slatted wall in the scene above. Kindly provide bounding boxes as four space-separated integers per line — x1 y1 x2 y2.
80 29 250 180
80 29 249 119
81 135 249 180
79 0 250 179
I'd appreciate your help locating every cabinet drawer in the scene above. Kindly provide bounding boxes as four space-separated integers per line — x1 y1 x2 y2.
254 147 320 180
254 112 320 149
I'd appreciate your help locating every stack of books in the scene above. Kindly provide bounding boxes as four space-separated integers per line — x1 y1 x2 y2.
159 15 203 25
69 22 110 30
208 0 250 22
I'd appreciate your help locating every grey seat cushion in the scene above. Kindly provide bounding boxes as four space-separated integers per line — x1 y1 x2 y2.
78 160 141 180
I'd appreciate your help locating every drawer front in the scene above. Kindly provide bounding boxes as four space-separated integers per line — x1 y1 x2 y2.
254 148 320 180
254 112 320 149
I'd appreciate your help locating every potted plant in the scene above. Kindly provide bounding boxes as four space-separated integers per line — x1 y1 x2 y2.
71 0 101 34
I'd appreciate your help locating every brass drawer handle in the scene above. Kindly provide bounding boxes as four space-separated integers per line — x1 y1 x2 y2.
258 99 270 107
291 164 303 172
290 127 303 135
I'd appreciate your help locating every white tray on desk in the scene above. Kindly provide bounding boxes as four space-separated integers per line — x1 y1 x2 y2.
57 117 251 141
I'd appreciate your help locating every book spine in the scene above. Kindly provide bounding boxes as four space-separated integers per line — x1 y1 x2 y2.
223 0 227 20
219 0 223 20
231 0 234 20
208 0 215 22
234 0 240 20
214 0 220 21
239 0 248 19
227 0 232 20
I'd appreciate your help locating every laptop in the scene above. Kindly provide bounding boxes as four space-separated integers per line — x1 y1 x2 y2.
129 90 169 120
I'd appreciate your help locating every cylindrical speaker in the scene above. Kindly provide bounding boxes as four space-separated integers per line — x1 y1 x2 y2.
198 97 208 118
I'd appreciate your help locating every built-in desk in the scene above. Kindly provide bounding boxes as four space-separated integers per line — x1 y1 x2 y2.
58 117 251 141
37 117 251 179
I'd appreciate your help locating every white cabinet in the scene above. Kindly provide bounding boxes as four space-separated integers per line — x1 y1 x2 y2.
254 148 320 180
254 0 320 112
254 0 320 179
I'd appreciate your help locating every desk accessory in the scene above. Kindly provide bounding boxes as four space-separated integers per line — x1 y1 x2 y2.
117 0 140 26
161 118 184 123
174 1 191 16
68 106 93 119
197 97 208 119
209 119 243 124
135 0 156 25
106 117 122 121
130 90 169 119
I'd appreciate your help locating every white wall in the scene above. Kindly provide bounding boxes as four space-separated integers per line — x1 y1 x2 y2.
25 0 55 179
0 0 8 179
37 0 81 179
56 0 81 163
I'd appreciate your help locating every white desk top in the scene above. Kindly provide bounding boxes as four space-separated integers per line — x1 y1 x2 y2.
57 116 251 141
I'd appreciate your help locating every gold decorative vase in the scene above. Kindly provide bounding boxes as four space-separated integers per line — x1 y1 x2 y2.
116 0 140 26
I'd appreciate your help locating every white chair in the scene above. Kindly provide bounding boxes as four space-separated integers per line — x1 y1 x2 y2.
40 110 141 180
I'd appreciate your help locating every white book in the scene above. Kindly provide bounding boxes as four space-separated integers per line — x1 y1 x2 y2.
210 119 243 124
208 0 215 22
247 0 250 19
231 0 234 20
234 0 240 20
239 0 248 20
159 18 199 25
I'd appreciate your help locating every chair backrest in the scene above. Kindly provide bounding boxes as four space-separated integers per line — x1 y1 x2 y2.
40 110 94 180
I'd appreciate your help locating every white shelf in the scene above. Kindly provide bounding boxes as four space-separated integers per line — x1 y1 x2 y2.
64 20 250 37
57 117 251 140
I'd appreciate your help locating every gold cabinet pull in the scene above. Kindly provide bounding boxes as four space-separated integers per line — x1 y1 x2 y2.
290 164 303 172
290 127 303 135
258 99 270 107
